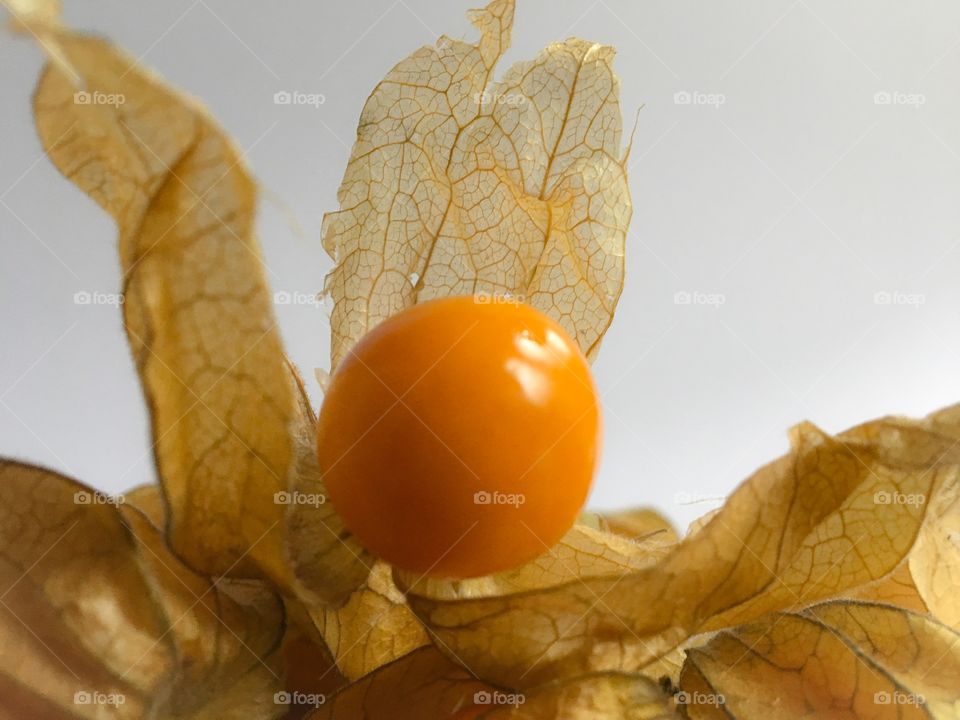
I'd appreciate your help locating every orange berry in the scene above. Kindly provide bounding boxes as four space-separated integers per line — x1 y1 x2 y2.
317 296 601 578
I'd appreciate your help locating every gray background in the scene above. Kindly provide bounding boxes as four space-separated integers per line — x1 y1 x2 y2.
2 0 959 531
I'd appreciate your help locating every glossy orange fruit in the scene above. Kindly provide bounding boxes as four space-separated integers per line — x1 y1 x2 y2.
317 296 601 578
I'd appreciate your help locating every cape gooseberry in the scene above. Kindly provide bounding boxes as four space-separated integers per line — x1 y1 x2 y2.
317 296 601 578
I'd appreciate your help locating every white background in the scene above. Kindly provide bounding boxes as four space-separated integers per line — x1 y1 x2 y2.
2 0 960 531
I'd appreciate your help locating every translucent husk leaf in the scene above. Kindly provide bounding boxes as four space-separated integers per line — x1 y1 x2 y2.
5 0 78 85
841 560 930 615
282 367 425 680
303 561 428 681
322 0 631 369
0 460 285 719
30 18 304 589
304 647 492 720
278 600 348 719
5 0 60 32
836 406 960 629
395 522 668 600
475 674 678 720
679 600 960 719
284 364 373 608
909 482 960 629
305 647 678 720
904 441 960 628
402 407 960 689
